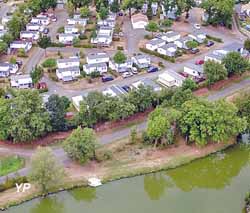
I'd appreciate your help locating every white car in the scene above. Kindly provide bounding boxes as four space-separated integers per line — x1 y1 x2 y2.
194 23 201 29
122 72 133 78
131 67 138 74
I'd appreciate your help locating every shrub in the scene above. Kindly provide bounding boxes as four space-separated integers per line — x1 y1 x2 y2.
117 46 124 50
57 26 64 33
17 48 27 57
0 176 28 192
206 35 223 43
79 34 88 40
113 37 120 41
42 58 56 68
139 47 175 63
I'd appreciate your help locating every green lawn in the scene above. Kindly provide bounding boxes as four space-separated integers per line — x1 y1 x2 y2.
0 156 25 177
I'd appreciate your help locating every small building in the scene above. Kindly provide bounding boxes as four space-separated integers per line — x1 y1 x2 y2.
31 17 50 26
103 85 128 97
72 95 83 111
157 31 181 43
56 66 80 82
10 74 33 89
174 36 193 49
142 3 148 14
157 69 185 87
184 63 204 77
146 38 165 51
131 78 162 92
91 34 112 46
86 52 110 65
131 13 149 29
20 31 40 41
204 53 224 64
132 54 151 69
0 62 18 77
64 25 80 34
67 18 88 26
109 59 133 73
58 33 79 44
83 62 108 74
10 41 32 53
26 23 44 32
188 32 206 44
157 43 177 57
151 2 158 16
57 57 80 69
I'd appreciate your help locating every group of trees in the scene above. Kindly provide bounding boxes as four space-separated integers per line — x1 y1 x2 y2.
0 90 71 143
201 0 234 28
204 51 249 86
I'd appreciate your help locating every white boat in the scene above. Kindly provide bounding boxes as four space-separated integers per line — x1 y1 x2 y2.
88 177 102 187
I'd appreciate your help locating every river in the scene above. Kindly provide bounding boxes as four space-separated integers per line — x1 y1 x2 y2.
5 144 250 213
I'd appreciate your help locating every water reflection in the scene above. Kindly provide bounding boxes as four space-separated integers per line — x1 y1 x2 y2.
166 146 250 191
31 196 64 213
144 174 173 200
70 187 96 203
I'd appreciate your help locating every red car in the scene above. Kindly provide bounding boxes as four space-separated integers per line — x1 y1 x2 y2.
195 59 204 65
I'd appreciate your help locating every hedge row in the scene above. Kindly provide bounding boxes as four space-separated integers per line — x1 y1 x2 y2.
0 176 28 192
139 47 176 63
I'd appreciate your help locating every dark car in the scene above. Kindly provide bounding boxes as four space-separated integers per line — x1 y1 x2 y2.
16 60 23 67
43 28 49 34
190 48 200 54
147 66 159 73
102 76 114 82
122 85 130 92
206 41 214 47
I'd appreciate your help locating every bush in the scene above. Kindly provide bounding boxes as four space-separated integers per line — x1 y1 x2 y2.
50 42 66 47
79 34 88 40
89 71 101 78
57 26 64 33
206 35 223 43
17 48 27 57
48 72 59 82
0 176 28 192
42 58 56 68
139 47 175 63
158 61 164 68
117 46 124 50
144 34 154 40
113 37 120 41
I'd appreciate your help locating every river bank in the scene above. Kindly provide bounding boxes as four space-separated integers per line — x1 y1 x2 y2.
0 135 235 210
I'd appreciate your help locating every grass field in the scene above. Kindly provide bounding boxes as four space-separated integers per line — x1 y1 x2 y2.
0 155 25 177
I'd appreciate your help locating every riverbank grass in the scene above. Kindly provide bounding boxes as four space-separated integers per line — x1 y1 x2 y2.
0 155 25 177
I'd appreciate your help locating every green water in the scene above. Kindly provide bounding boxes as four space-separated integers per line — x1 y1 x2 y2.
5 145 250 213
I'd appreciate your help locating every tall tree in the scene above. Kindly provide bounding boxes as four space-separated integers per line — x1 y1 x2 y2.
29 146 65 194
204 60 227 86
46 95 70 131
222 52 249 76
9 90 51 142
146 21 159 36
113 51 127 64
64 127 97 163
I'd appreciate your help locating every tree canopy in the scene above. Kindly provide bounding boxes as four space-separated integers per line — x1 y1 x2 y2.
113 51 127 64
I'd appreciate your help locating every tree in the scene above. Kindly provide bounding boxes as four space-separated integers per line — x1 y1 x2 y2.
170 88 194 108
29 146 65 194
80 6 90 17
0 98 11 140
113 51 127 64
201 0 234 28
0 41 8 55
235 92 250 132
40 0 57 11
183 0 196 19
179 99 246 146
99 6 109 20
186 40 198 49
7 14 26 39
130 127 138 144
122 0 144 16
146 21 159 36
8 90 51 142
110 0 120 13
37 36 52 49
244 39 250 53
1 33 14 45
66 1 74 17
222 51 249 76
64 127 97 163
161 19 173 28
31 66 44 84
46 95 70 131
182 78 198 91
204 60 227 86
147 107 174 147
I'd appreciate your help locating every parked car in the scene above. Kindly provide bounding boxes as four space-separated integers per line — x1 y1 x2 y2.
102 75 114 82
147 66 159 73
51 16 57 22
43 28 49 34
180 72 189 78
195 59 204 65
122 85 130 92
16 60 23 67
131 67 138 74
36 82 47 89
122 71 133 78
206 40 214 47
194 76 206 83
190 48 200 54
194 23 201 29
